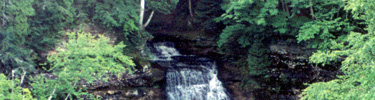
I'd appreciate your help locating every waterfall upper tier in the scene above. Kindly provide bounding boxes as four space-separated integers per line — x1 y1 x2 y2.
148 41 229 100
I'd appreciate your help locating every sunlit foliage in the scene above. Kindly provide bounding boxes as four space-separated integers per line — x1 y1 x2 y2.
0 74 35 100
301 0 375 99
31 31 134 99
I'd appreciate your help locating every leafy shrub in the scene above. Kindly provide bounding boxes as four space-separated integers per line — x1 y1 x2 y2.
0 73 35 100
31 30 135 99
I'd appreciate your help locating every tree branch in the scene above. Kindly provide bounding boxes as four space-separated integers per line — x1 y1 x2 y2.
48 86 57 100
20 71 26 86
189 0 194 18
64 82 77 100
143 10 154 29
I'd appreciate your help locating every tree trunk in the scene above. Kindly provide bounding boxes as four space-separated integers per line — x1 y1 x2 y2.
309 0 316 20
139 0 145 30
189 0 194 18
285 1 290 17
139 0 154 30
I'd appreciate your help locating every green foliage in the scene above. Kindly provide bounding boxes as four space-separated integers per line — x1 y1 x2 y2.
31 31 135 99
218 0 285 78
27 0 79 52
295 0 354 51
149 0 179 14
92 0 178 35
195 0 223 19
0 0 178 99
246 43 271 76
0 74 35 100
297 18 353 50
217 1 364 98
0 0 84 75
194 0 224 33
301 0 375 99
93 0 139 36
302 32 375 99
0 0 36 74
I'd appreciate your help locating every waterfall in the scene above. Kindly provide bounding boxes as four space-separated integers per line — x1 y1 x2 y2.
149 42 229 100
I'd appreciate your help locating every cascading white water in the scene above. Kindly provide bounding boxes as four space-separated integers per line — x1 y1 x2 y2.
149 42 229 100
151 42 181 61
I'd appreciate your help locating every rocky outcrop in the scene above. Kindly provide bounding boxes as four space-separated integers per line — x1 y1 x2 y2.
262 41 341 99
86 66 166 100
269 41 315 69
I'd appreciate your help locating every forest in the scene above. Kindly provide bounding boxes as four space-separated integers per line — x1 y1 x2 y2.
1 0 375 99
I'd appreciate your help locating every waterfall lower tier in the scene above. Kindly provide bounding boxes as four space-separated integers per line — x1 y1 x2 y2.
148 42 229 100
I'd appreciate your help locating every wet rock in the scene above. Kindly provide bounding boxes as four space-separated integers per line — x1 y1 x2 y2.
217 62 243 82
269 41 315 68
150 68 165 83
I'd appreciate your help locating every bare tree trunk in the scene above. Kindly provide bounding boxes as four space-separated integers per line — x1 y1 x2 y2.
310 6 315 20
189 0 194 18
285 1 290 17
139 0 155 30
143 10 154 28
309 0 316 20
281 0 286 12
139 0 145 30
